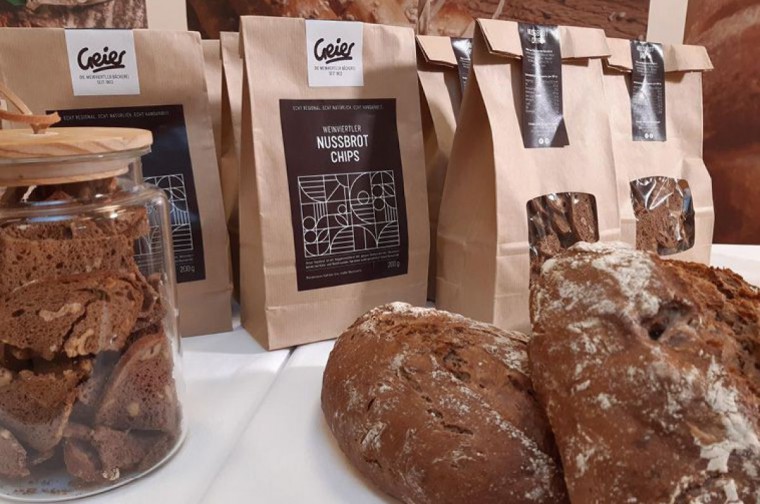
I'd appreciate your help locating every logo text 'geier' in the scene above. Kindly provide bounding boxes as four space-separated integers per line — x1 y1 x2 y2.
314 38 354 64
77 46 127 73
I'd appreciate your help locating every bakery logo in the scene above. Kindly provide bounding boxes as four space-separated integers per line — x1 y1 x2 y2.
313 37 355 65
527 27 547 45
77 46 127 73
65 29 140 96
305 20 364 87
637 44 654 63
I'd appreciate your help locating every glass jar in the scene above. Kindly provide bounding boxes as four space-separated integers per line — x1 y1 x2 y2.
0 127 185 500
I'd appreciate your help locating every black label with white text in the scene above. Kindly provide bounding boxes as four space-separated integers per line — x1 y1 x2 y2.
279 99 408 291
518 23 568 148
450 37 473 93
630 41 666 141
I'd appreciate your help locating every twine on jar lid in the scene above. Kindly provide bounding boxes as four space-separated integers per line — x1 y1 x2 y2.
0 84 152 186
0 82 61 134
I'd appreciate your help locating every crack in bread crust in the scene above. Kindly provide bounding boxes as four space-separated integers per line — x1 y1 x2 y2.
530 243 760 503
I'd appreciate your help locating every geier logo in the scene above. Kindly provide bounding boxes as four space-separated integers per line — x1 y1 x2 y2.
527 27 546 45
305 21 363 86
77 46 127 73
313 37 355 65
637 44 654 63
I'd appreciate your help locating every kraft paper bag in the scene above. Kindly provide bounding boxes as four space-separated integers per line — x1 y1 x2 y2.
0 28 233 337
604 38 714 264
220 31 244 300
202 38 223 165
239 16 429 349
416 35 468 301
437 20 620 333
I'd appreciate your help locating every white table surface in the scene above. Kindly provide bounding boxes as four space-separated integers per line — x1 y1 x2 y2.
200 341 392 504
3 245 756 503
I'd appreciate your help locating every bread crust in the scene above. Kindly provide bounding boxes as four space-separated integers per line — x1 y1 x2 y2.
530 243 760 503
323 303 568 504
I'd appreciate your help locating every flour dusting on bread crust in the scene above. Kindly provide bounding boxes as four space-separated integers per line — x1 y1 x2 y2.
530 243 760 503
323 303 568 504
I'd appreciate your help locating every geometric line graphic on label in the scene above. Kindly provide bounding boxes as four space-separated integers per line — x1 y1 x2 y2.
298 170 400 258
143 173 195 253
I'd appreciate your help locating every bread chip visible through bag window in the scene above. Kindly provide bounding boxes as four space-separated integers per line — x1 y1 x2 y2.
630 176 695 256
527 192 600 280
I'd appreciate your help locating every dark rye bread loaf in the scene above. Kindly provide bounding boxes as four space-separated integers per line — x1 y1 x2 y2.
529 243 760 503
0 272 143 360
96 329 180 432
322 303 568 504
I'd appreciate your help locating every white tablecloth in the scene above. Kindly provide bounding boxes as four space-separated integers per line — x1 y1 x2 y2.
200 341 391 504
2 245 757 503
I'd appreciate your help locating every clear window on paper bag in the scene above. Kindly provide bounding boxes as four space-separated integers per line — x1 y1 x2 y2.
527 193 600 280
631 177 695 256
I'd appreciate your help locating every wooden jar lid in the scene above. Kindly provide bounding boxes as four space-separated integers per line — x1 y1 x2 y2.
0 127 153 186
0 127 152 159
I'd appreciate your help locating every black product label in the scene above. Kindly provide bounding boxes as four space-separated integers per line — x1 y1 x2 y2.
518 23 568 148
450 37 473 94
630 41 666 141
51 105 206 283
279 99 409 291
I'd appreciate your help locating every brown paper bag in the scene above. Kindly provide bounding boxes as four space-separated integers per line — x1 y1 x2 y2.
0 28 233 337
416 35 466 300
437 20 620 332
604 38 714 263
220 31 244 300
239 16 429 349
202 39 223 165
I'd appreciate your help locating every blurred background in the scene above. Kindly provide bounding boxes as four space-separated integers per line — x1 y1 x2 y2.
684 0 759 245
0 0 756 245
184 0 649 40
